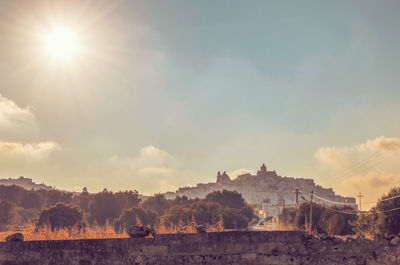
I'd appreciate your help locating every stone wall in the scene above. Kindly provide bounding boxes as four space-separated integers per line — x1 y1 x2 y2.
1 231 399 265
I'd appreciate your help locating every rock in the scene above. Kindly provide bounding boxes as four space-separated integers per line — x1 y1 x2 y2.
196 225 207 233
390 237 400 246
127 225 156 238
5 233 24 242
333 238 343 244
320 235 335 241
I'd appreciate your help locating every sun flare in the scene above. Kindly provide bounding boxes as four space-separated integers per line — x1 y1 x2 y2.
44 27 79 60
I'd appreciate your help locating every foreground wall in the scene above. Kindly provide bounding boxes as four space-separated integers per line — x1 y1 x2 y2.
1 231 399 265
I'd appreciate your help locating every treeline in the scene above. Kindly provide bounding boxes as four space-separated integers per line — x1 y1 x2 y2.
280 187 400 236
0 185 255 232
279 203 356 235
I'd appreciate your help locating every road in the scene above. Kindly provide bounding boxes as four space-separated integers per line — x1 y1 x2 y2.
248 222 281 231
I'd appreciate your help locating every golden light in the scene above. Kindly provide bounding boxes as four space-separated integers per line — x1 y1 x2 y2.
44 27 79 60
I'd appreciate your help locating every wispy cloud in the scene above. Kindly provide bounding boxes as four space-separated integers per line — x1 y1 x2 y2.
315 136 400 204
355 136 400 152
101 145 192 194
227 168 256 179
0 141 60 160
0 94 36 131
315 146 350 168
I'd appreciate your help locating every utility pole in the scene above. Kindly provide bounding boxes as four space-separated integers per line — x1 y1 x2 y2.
357 192 363 211
292 187 302 209
309 190 313 233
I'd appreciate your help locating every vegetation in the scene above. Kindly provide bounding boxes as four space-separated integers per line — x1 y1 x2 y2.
7 183 400 239
113 207 157 232
37 203 85 231
350 210 380 236
0 185 253 240
88 188 141 225
278 187 400 236
162 200 222 228
283 202 357 235
376 187 400 235
0 199 14 230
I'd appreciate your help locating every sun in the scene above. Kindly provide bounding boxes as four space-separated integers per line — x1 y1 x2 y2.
44 27 79 60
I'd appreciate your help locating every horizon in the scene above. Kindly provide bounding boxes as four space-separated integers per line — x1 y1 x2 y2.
1 0 400 207
0 162 369 202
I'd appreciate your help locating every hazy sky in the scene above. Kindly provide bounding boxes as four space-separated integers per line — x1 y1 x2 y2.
1 0 400 205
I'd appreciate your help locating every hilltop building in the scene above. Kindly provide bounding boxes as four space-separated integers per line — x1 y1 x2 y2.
163 163 357 217
0 176 54 191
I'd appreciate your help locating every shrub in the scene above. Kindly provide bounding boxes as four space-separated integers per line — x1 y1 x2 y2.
222 208 248 229
162 201 222 227
377 187 400 235
0 200 14 230
350 210 380 236
37 203 85 231
113 207 157 232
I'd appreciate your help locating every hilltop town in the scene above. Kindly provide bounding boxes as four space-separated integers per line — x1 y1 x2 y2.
163 163 356 216
0 165 357 218
0 176 54 191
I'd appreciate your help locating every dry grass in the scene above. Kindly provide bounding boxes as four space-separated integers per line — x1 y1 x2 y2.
0 224 128 242
0 220 224 242
278 222 296 231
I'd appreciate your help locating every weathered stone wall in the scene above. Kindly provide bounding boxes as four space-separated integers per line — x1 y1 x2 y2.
1 231 399 265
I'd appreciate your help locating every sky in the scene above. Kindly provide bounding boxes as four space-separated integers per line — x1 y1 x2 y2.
0 0 400 206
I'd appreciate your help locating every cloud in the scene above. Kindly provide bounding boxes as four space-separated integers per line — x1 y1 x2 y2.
314 146 350 168
138 167 174 176
315 136 400 168
356 136 400 152
343 170 397 189
315 136 400 205
228 168 256 179
0 94 36 131
107 145 175 170
101 145 192 194
0 141 60 160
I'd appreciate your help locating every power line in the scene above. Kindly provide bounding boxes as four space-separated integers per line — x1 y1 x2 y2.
301 196 357 214
362 194 400 205
321 148 384 185
361 201 377 205
379 194 400 202
320 142 399 185
304 193 400 214
313 193 357 205
376 207 400 214
317 202 358 215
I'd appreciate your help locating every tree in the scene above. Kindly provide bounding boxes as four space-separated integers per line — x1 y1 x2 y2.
294 202 323 232
0 185 26 206
75 193 91 213
44 190 73 207
279 207 297 225
88 189 121 225
162 201 222 227
206 190 246 209
318 212 345 235
37 203 85 230
350 210 380 236
206 190 255 222
0 199 14 230
172 196 195 206
140 194 170 216
114 190 142 210
294 202 356 235
222 208 249 229
113 207 157 232
20 191 43 210
377 187 400 235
